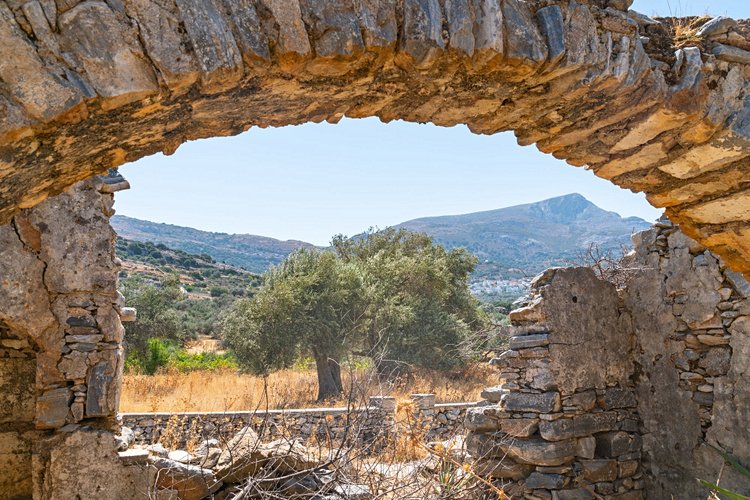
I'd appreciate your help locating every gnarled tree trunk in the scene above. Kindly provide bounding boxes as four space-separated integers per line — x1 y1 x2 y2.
312 348 343 402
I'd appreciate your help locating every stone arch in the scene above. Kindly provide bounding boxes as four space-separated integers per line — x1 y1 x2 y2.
1 1 750 274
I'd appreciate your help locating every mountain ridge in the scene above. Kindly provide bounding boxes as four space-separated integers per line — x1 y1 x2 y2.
112 194 652 278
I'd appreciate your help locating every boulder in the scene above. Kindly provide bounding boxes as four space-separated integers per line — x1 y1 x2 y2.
150 457 222 500
214 426 267 483
262 438 321 474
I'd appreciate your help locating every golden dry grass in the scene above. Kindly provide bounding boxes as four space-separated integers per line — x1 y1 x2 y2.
119 364 497 413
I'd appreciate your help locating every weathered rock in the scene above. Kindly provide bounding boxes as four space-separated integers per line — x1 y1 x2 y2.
214 426 266 483
580 459 618 482
43 428 150 499
501 391 560 413
699 347 731 376
595 432 639 458
150 457 222 500
57 2 158 109
36 388 71 429
480 385 505 403
713 44 750 65
525 471 566 489
509 333 549 350
464 407 501 432
473 458 534 480
539 412 618 442
696 16 738 38
498 417 539 438
262 439 320 474
602 388 637 410
543 268 632 394
118 448 149 465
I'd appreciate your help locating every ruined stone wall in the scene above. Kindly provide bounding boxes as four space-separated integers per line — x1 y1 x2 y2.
470 225 750 499
625 220 750 498
469 268 644 499
0 176 130 498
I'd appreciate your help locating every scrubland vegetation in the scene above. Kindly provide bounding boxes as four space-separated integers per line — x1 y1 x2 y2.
118 228 511 412
120 363 497 413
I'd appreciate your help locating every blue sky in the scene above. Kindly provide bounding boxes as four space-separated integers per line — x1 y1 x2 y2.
117 1 749 246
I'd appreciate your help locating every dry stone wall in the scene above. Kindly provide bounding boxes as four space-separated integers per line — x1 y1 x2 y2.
120 397 476 451
2 1 750 274
469 268 645 499
470 225 750 499
625 219 750 498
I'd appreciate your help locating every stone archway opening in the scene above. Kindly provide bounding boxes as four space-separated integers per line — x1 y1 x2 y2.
2 0 750 498
2 0 750 274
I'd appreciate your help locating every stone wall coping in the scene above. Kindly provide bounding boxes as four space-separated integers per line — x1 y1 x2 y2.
433 402 479 410
119 407 375 418
119 401 478 419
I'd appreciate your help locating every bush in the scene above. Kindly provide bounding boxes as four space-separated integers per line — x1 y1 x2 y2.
125 338 237 374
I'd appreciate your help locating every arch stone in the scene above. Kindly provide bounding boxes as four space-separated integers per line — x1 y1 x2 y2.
1 0 750 274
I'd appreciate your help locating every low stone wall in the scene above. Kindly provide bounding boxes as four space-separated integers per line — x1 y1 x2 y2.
121 396 477 450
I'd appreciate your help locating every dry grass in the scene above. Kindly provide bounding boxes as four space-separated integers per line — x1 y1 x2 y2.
119 364 496 413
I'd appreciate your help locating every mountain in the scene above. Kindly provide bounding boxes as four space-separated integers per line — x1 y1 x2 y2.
113 194 652 280
111 215 316 273
395 193 652 279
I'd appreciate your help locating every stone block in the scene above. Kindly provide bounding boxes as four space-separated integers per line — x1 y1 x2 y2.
539 412 618 441
502 391 561 413
595 432 637 458
580 459 618 482
697 17 738 37
86 361 116 417
509 333 550 350
299 0 365 74
473 458 534 480
397 0 445 69
576 436 596 459
444 0 473 56
36 388 71 429
480 385 505 403
526 472 566 489
464 407 500 432
568 390 597 411
602 388 637 410
618 459 639 478
536 5 565 64
501 0 547 65
501 437 577 466
499 418 539 438
57 2 158 109
410 393 436 409
699 347 731 376
552 489 595 500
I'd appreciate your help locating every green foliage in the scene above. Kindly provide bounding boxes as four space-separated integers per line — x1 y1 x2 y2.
120 274 187 359
125 338 237 374
117 236 261 374
223 228 487 399
223 249 366 384
333 228 485 370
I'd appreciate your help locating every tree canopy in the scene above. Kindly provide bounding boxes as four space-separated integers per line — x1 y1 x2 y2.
223 228 486 401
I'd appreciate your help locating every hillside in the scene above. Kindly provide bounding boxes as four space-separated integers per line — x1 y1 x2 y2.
396 193 652 279
114 194 652 282
116 237 261 298
112 215 316 273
